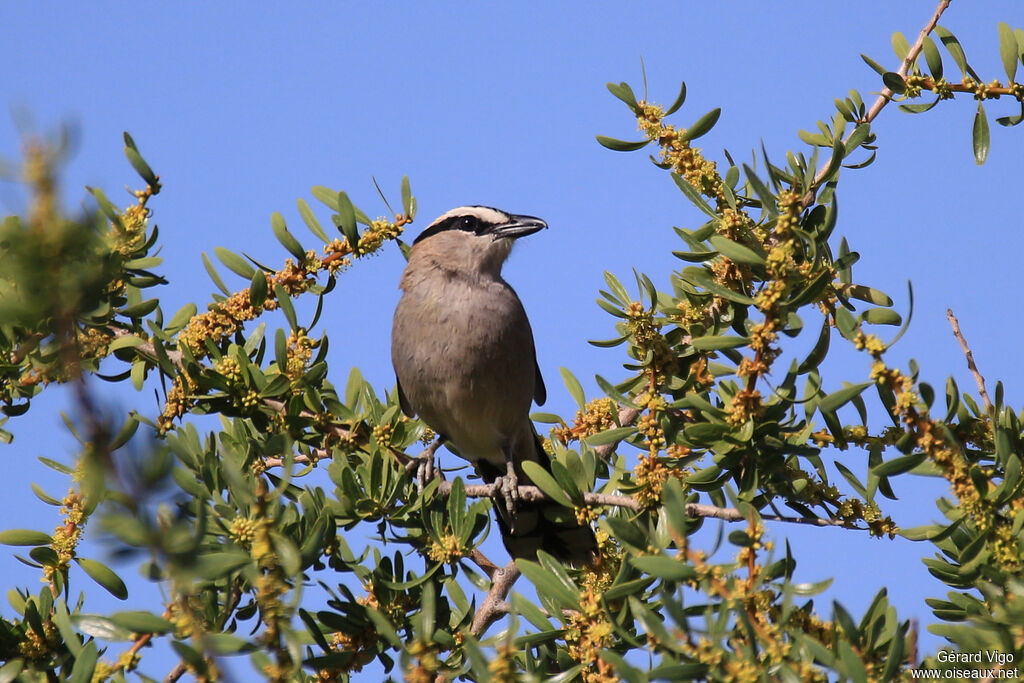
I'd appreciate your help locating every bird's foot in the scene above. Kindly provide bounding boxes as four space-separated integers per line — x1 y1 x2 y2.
497 459 520 519
407 437 445 492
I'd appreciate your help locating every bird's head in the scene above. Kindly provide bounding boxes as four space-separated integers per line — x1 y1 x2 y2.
409 206 547 275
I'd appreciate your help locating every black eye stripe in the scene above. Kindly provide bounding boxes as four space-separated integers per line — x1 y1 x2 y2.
413 208 504 245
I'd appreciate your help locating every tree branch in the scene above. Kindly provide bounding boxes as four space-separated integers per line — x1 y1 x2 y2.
801 0 952 208
469 561 520 637
437 480 863 529
946 308 994 414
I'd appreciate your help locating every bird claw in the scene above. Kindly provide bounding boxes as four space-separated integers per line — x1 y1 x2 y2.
498 460 520 519
408 437 445 492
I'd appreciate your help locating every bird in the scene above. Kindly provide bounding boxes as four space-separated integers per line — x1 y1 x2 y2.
391 205 596 565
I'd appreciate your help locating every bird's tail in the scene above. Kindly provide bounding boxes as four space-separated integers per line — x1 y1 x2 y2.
479 432 597 566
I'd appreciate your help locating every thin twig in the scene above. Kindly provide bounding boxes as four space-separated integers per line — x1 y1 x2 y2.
437 481 862 529
801 0 952 208
946 308 994 414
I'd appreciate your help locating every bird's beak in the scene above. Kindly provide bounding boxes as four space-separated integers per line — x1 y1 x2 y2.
491 214 547 239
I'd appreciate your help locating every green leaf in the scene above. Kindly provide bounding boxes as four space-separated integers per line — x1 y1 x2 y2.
194 551 253 580
110 610 174 634
680 108 721 142
271 212 305 260
401 175 412 217
521 461 572 507
818 382 872 414
273 284 298 330
297 198 330 242
671 173 719 219
630 555 696 581
881 72 906 94
560 367 585 408
708 235 765 265
335 191 359 249
860 54 887 76
0 659 23 683
249 269 268 309
998 22 1018 82
516 558 581 611
595 135 649 152
891 31 910 61
665 80 687 115
202 252 230 295
742 164 778 215
70 614 134 642
860 308 901 326
214 246 256 279
606 81 638 111
311 185 340 211
690 335 750 351
124 146 157 187
201 632 253 655
873 452 926 477
68 641 98 683
973 102 989 166
921 36 943 79
0 529 52 546
934 25 972 79
75 558 128 599
584 426 634 446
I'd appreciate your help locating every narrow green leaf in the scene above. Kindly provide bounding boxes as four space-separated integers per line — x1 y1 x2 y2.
665 80 687 115
521 461 572 507
335 191 359 249
124 147 157 186
68 641 98 683
690 335 750 351
873 452 926 477
595 136 649 152
861 54 887 76
0 529 53 546
516 559 581 611
818 382 872 414
606 81 638 111
273 284 298 330
202 252 230 295
110 611 174 634
75 558 128 599
311 185 340 211
934 25 972 79
400 175 412 217
891 31 910 60
973 102 990 166
584 426 634 446
671 173 719 219
742 164 778 215
921 36 943 80
214 246 256 279
297 198 330 242
708 235 765 265
680 108 721 142
998 22 1017 82
249 269 269 309
630 555 696 581
860 308 901 326
271 212 305 260
559 367 585 408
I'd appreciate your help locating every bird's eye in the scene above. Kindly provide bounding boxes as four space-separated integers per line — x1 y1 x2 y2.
460 216 478 231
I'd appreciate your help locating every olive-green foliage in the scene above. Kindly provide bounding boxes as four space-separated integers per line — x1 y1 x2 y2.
2 14 1024 683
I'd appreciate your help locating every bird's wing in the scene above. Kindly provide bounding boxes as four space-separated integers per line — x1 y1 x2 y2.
396 376 415 418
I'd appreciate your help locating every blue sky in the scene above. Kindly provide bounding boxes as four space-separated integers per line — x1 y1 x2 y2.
2 1 1022 677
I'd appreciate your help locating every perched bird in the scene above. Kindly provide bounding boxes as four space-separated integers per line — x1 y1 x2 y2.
391 206 596 565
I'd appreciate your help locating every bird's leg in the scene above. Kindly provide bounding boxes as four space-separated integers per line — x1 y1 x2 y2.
496 444 520 521
409 436 445 492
